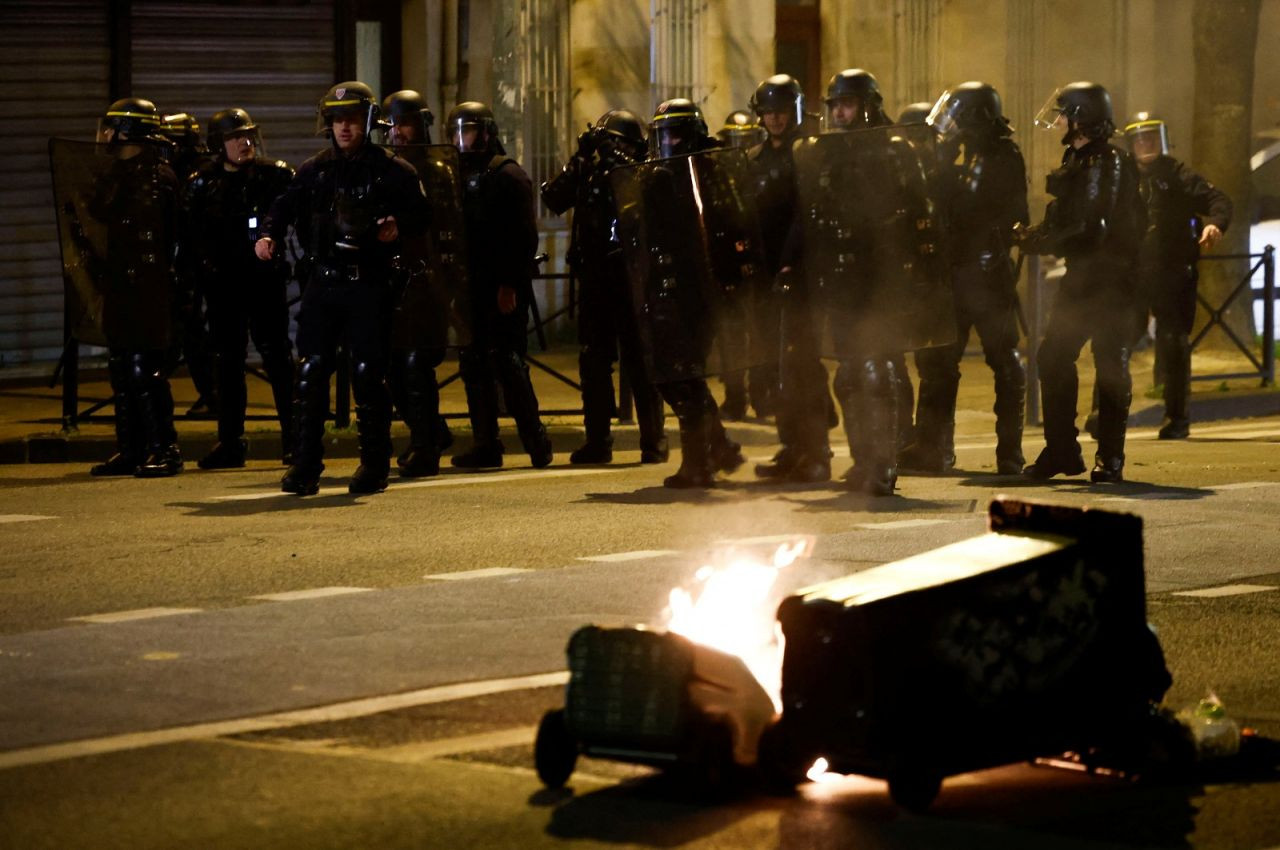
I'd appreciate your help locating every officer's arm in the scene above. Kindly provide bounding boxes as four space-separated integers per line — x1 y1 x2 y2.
1074 147 1126 252
496 163 540 287
258 161 310 256
1178 161 1233 235
387 156 430 238
540 157 581 215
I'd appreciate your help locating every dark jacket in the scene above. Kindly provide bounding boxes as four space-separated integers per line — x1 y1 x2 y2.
1138 155 1232 271
459 151 538 299
947 136 1029 267
183 158 294 279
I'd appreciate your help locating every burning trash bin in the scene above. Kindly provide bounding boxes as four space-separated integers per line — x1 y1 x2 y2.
758 497 1172 811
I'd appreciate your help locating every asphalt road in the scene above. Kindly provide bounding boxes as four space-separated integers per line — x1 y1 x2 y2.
1 417 1279 849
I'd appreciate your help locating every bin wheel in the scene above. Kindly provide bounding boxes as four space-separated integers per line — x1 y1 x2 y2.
534 709 577 788
888 771 942 813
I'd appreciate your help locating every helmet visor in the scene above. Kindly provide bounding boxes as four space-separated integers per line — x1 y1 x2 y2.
719 126 764 150
652 124 693 159
925 90 961 140
1124 119 1168 163
221 127 265 163
449 117 486 152
317 101 374 137
1033 88 1066 131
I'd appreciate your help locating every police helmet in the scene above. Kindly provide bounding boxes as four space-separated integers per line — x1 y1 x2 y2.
926 82 1009 140
1123 111 1169 163
317 81 381 138
896 102 934 126
719 110 765 150
382 90 435 144
207 108 263 159
1034 81 1114 139
160 113 205 151
99 98 164 143
446 101 503 154
594 108 648 159
750 74 805 128
823 69 885 128
650 98 708 158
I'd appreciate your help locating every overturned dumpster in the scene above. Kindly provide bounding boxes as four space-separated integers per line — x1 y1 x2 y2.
759 498 1171 810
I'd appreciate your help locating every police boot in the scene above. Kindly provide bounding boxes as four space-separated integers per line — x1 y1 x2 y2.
1023 446 1086 480
788 414 833 483
899 348 955 474
453 352 504 469
198 440 247 470
1158 332 1191 440
397 364 442 479
1090 455 1125 484
849 398 898 496
281 356 329 496
755 446 797 479
497 353 553 469
1091 347 1132 485
708 415 745 474
992 353 1027 474
635 385 670 463
570 438 613 465
93 357 144 476
665 416 714 489
134 360 183 478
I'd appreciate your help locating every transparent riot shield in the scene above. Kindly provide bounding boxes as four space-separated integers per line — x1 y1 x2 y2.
49 138 178 351
609 148 770 383
791 124 954 358
382 143 472 350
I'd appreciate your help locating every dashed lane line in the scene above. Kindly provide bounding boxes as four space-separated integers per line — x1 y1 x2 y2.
423 567 531 580
1214 482 1280 491
576 550 679 563
0 671 569 771
68 607 202 625
212 467 621 503
1172 584 1279 599
855 518 957 530
225 725 540 764
250 587 373 602
0 515 55 524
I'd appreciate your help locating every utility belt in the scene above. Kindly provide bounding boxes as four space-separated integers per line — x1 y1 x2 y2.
310 259 386 286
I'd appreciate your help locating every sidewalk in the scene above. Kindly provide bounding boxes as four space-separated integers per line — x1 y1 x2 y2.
0 346 1276 465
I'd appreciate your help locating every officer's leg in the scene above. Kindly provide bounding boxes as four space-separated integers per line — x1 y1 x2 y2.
747 290 780 419
494 347 553 468
453 345 504 468
760 300 830 482
716 300 749 421
345 288 395 494
616 328 668 463
248 279 296 462
393 348 444 477
282 283 338 495
892 352 915 451
1025 286 1090 479
91 351 145 476
133 350 183 478
1090 310 1135 483
900 328 964 474
1156 268 1197 439
573 332 618 464
835 356 898 495
659 378 714 488
974 300 1026 474
200 294 249 469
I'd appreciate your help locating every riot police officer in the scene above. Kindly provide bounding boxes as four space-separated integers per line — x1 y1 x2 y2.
446 101 553 470
542 109 668 465
639 99 745 488
746 74 832 483
89 98 184 477
714 107 766 421
381 89 459 477
160 112 220 417
1018 82 1146 483
184 108 296 469
257 81 430 495
1124 112 1232 439
900 82 1029 475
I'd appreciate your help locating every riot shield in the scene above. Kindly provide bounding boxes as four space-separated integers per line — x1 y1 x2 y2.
609 148 770 383
50 138 177 351
791 124 954 358
383 143 472 350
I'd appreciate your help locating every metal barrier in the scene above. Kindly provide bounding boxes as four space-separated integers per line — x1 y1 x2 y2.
1021 244 1277 427
1190 245 1275 386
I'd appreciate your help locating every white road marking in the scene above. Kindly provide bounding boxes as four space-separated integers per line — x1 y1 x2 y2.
0 514 55 524
250 587 373 602
227 726 539 763
68 607 202 625
855 518 954 530
716 534 809 546
423 567 530 581
1214 482 1279 491
212 467 620 503
0 670 569 770
577 549 678 563
1172 584 1278 599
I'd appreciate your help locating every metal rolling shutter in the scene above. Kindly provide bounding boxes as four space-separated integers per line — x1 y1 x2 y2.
130 0 335 185
0 1 110 369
